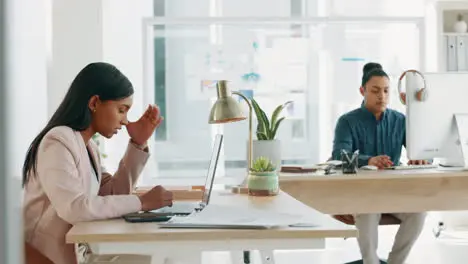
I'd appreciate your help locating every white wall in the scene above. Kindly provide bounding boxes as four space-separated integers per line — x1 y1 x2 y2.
165 0 210 16
4 0 153 177
46 0 154 175
48 0 104 116
101 0 154 174
8 0 49 178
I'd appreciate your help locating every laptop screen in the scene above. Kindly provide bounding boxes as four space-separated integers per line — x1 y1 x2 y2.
201 134 223 206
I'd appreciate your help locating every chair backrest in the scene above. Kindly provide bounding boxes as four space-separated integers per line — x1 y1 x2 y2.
379 214 402 225
25 242 53 264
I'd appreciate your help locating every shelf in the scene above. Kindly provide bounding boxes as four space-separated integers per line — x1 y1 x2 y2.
435 1 468 71
443 32 468 36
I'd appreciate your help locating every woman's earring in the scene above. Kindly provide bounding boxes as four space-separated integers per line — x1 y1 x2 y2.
92 108 96 113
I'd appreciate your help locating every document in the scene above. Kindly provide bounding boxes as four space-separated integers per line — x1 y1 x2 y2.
159 204 313 229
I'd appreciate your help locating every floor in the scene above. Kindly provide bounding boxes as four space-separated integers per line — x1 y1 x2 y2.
199 213 468 264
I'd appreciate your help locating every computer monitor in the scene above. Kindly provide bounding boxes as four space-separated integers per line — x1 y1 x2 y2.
405 72 468 167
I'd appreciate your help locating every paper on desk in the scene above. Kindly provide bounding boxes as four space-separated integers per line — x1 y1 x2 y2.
160 204 310 229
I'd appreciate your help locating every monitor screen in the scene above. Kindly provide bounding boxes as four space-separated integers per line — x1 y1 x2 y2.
406 72 468 166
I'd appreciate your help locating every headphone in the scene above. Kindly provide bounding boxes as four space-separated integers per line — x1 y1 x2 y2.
397 69 428 105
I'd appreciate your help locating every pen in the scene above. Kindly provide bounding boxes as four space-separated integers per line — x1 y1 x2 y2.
341 149 352 164
351 150 359 163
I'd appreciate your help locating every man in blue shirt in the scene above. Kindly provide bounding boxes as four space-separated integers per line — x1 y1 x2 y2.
332 63 427 264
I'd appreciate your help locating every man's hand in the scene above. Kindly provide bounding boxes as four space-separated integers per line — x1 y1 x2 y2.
408 160 429 165
368 155 393 169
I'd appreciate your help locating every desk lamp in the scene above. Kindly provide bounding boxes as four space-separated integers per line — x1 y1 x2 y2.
208 80 253 186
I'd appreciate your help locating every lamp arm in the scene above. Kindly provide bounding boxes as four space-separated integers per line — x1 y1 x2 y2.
232 91 253 171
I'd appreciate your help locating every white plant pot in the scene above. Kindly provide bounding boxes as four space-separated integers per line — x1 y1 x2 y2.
249 139 282 171
454 20 468 33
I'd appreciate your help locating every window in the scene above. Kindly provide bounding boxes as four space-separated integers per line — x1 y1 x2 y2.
140 17 423 183
327 0 426 17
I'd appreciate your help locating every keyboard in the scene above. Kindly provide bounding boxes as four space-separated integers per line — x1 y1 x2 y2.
385 164 438 170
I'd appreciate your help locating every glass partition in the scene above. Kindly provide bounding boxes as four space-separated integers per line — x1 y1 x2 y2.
140 18 422 180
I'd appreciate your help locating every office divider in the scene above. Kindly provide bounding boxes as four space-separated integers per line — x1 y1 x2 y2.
0 0 22 262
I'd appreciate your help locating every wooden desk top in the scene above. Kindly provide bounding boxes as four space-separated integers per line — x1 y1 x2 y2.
66 191 356 243
279 168 468 215
280 168 468 181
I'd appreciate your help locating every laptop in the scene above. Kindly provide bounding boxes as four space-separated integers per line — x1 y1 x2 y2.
150 134 223 216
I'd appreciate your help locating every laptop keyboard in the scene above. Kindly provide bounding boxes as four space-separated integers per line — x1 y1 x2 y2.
385 164 438 170
153 201 201 215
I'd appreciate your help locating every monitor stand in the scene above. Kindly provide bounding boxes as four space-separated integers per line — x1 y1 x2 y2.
440 114 468 169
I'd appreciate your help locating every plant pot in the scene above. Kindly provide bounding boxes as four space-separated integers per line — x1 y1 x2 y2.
247 171 279 196
250 139 281 171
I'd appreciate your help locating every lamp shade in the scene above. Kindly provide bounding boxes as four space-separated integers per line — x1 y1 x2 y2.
208 80 247 124
208 80 253 174
208 97 246 124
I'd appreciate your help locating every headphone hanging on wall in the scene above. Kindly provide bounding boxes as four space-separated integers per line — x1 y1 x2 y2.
397 69 428 105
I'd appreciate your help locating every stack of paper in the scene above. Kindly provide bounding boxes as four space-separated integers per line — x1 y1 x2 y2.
159 204 310 229
281 160 342 173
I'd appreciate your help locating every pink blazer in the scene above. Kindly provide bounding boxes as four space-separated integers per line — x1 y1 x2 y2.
23 126 149 264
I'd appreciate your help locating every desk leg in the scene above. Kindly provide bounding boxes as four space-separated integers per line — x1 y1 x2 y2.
259 250 275 264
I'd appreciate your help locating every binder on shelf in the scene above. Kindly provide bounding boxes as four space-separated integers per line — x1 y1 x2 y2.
444 34 468 72
456 35 468 71
447 35 458 71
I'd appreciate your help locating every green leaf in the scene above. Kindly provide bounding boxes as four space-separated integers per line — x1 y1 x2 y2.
251 156 275 172
251 99 266 134
270 117 285 139
270 101 292 132
256 132 268 140
251 99 271 139
260 109 271 139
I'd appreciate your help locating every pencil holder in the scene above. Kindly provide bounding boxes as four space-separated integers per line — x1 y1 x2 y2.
341 150 358 174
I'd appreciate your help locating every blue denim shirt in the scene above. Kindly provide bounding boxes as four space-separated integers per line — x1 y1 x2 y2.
331 104 406 167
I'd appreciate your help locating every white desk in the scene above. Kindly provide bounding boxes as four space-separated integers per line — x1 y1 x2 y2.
66 190 356 264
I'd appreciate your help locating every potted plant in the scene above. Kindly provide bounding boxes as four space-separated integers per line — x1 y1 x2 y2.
250 98 292 170
248 156 279 196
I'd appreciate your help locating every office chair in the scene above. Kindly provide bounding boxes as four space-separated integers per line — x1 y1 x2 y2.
333 214 401 264
84 254 152 264
25 242 153 264
25 242 54 264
